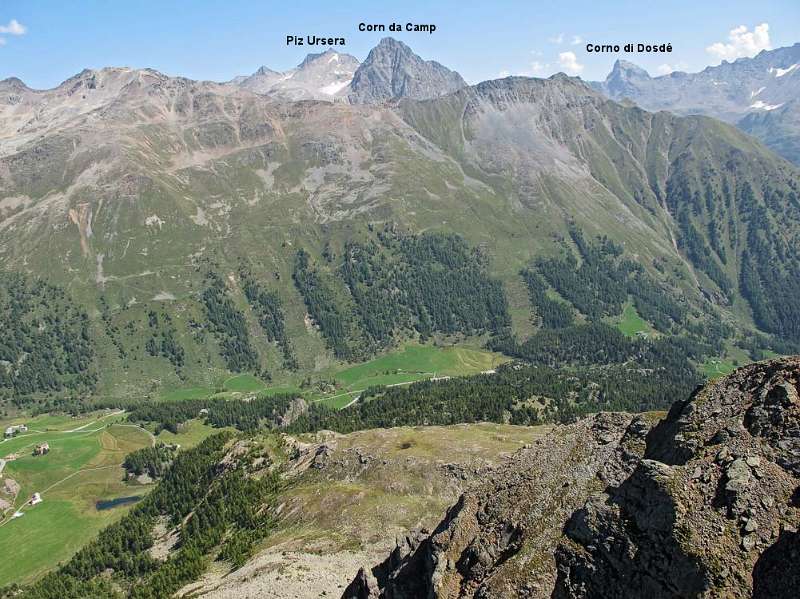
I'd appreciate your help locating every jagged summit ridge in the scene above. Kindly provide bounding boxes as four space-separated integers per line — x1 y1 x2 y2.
348 37 467 103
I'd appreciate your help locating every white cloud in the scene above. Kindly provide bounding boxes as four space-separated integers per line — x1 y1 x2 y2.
558 51 584 76
0 19 26 35
530 61 549 76
548 33 565 44
0 38 5 47
571 35 583 46
656 62 689 75
706 23 771 62
496 61 550 79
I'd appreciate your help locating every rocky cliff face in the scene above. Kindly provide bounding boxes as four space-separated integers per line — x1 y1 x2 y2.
345 357 800 598
348 37 466 103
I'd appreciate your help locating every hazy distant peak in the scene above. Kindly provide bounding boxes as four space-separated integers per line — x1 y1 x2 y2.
608 59 651 79
254 65 280 77
234 49 358 101
592 43 800 163
296 49 357 69
0 76 29 92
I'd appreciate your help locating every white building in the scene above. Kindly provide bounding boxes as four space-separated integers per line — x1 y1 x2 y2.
4 424 27 438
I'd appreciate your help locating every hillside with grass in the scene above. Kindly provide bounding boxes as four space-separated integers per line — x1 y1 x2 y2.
0 44 798 412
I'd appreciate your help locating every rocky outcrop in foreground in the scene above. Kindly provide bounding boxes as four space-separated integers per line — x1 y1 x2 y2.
344 357 800 598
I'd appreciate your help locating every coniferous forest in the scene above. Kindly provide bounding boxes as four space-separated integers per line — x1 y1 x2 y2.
0 273 96 400
293 231 510 360
200 270 260 373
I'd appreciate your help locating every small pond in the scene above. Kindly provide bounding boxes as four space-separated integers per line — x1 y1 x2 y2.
95 495 142 511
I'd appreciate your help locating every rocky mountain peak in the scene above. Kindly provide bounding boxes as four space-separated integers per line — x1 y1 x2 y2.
0 76 30 92
372 36 415 57
603 59 652 99
297 48 355 69
235 49 358 101
608 59 651 80
347 36 466 103
253 65 280 77
609 58 650 77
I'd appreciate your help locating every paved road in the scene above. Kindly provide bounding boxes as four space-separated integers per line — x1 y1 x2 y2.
341 395 361 409
311 377 435 406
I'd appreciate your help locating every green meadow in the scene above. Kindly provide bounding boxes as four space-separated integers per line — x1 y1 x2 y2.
613 304 653 338
154 419 220 449
701 358 738 379
151 342 507 411
159 386 214 402
312 343 507 409
223 373 267 393
157 373 268 403
0 413 152 586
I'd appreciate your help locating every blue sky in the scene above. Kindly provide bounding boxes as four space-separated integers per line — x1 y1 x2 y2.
1 0 799 89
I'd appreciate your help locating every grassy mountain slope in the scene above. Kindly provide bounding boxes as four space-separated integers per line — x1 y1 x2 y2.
1 67 799 399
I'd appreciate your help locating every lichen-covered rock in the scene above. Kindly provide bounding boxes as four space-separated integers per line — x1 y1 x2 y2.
555 357 800 598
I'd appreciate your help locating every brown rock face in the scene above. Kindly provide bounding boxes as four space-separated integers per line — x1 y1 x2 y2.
345 357 800 598
343 412 652 598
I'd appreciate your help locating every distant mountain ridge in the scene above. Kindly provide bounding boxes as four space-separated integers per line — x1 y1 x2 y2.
229 37 467 103
592 43 800 163
2 37 468 106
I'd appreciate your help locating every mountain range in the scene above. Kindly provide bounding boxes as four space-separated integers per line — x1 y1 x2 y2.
1 38 799 399
229 37 465 103
592 43 800 164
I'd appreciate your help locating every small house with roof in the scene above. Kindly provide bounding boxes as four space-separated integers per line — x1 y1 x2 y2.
33 442 50 456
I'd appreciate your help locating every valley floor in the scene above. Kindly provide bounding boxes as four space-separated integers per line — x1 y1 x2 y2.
0 411 222 587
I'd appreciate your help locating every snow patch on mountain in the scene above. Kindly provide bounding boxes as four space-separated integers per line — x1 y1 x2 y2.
750 100 784 111
235 50 358 101
770 63 799 77
319 79 351 96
